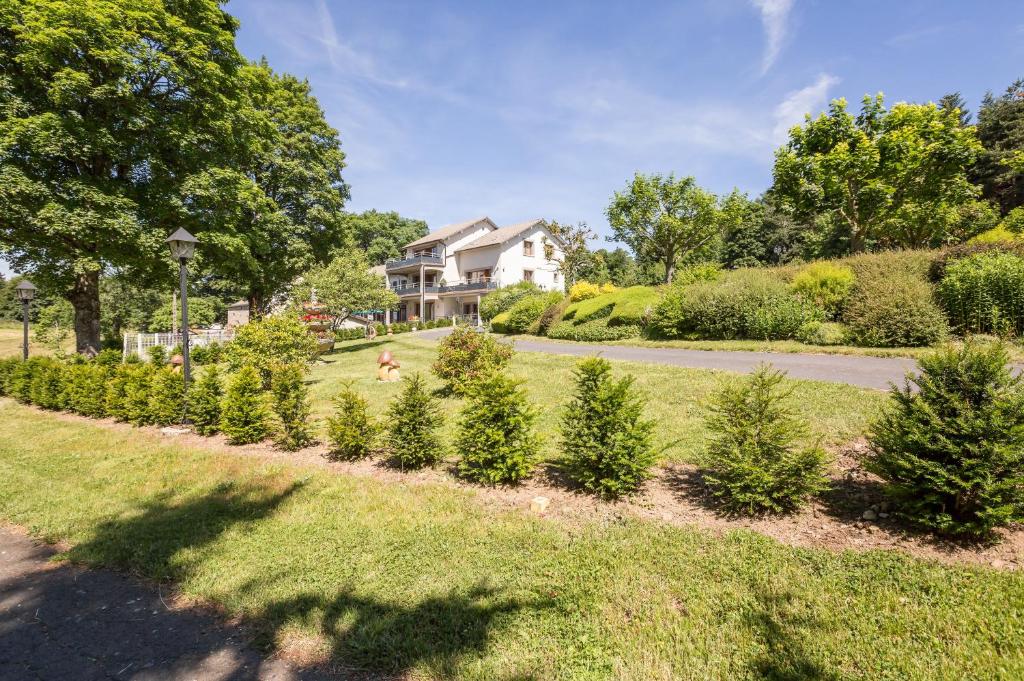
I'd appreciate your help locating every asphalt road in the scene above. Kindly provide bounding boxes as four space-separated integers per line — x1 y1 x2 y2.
0 528 330 681
415 328 921 390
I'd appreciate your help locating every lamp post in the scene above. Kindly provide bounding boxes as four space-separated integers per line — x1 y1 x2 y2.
165 228 198 389
14 280 37 361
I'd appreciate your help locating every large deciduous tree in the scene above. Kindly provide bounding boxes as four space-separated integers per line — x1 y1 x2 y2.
771 94 982 253
188 61 349 316
606 173 718 284
974 79 1024 215
0 0 244 354
342 210 428 265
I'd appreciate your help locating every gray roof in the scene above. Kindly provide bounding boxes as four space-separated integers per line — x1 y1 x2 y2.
228 299 248 310
455 219 548 252
403 216 496 250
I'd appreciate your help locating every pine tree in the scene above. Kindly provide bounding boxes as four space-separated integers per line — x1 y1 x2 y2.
867 341 1024 537
220 365 271 445
326 384 379 461
456 372 539 485
386 373 444 469
190 365 224 436
270 362 313 451
560 357 656 498
701 365 829 514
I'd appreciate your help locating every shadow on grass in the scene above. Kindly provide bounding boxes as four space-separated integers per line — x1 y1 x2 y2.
324 339 389 356
742 588 841 681
65 479 305 581
248 581 549 680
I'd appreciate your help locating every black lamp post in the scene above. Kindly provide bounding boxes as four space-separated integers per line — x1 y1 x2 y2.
15 280 37 361
165 228 198 388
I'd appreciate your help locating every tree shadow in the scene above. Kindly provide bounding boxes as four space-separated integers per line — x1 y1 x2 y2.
742 587 841 681
64 479 305 581
324 339 389 356
247 581 549 680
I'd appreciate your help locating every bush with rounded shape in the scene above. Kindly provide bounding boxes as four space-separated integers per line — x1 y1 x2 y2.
568 281 601 302
326 384 379 460
431 326 514 394
122 362 157 425
148 367 185 426
498 291 563 334
790 262 855 319
701 365 829 514
479 281 540 321
844 277 948 347
795 321 848 346
224 314 318 388
190 365 223 436
866 341 1024 537
220 365 272 444
456 372 539 485
28 357 66 410
489 311 512 333
270 362 314 451
561 357 656 498
386 373 444 469
546 318 642 342
599 282 617 294
651 269 823 340
936 251 1024 336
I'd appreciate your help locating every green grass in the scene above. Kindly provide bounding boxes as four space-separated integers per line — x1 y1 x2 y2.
0 399 1021 679
0 320 71 357
307 336 885 464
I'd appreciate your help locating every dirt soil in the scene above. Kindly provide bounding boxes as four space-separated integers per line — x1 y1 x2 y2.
31 409 1024 571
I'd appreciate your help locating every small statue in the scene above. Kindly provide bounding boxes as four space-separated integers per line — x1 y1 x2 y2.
376 350 400 382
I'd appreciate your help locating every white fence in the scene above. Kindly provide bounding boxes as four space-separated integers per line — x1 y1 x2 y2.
122 328 235 357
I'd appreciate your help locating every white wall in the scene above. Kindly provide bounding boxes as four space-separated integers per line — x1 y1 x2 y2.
493 225 564 291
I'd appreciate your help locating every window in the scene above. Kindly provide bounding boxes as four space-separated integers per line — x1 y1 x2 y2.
554 272 560 283
523 269 534 282
523 240 534 257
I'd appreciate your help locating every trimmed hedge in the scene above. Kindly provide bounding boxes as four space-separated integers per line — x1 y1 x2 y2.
547 318 642 342
492 291 563 334
844 276 948 347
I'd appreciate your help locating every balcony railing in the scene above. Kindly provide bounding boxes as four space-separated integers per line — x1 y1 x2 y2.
391 282 440 295
438 277 498 293
385 252 444 271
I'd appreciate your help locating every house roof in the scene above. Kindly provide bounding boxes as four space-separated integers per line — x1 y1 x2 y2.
454 219 551 252
403 216 496 250
228 299 248 310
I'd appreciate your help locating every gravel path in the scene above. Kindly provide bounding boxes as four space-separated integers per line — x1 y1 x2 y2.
416 329 919 390
0 528 330 681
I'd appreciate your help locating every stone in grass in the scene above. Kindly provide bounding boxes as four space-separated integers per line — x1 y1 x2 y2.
160 426 191 436
862 509 878 521
530 496 550 514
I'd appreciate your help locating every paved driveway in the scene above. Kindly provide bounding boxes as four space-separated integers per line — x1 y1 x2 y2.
0 528 329 681
416 328 921 390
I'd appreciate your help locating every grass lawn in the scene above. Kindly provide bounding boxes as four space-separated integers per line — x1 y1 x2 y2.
0 399 1021 679
306 335 886 465
0 320 71 357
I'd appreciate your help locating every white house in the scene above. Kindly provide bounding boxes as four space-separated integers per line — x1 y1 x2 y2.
383 216 565 324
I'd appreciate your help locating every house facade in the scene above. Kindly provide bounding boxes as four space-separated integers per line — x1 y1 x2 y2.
383 216 565 324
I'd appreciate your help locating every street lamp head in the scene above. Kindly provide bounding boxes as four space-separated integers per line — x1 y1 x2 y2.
166 227 198 261
15 279 37 301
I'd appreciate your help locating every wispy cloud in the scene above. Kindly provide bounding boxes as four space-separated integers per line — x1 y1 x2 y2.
772 73 840 143
752 0 795 74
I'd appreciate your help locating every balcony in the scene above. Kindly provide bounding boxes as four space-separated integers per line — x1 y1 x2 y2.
384 252 444 272
438 277 498 294
391 282 440 296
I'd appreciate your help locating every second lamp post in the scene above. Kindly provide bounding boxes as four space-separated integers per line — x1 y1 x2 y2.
165 228 198 387
15 279 37 361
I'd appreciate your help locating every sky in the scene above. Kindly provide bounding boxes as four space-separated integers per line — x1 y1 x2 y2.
2 0 1022 278
227 0 1023 239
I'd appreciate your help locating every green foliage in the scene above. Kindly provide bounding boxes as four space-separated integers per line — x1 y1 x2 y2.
791 262 855 319
701 366 830 514
343 210 429 266
0 357 19 396
122 363 157 426
6 358 38 403
63 362 110 418
224 314 318 387
189 341 223 366
456 373 539 485
844 276 948 347
220 365 272 445
866 341 1024 537
479 282 541 321
431 327 514 394
190 365 223 436
292 249 399 328
148 297 223 332
148 367 185 426
33 301 74 353
795 321 848 346
386 374 444 469
968 225 1020 245
147 345 167 366
546 318 643 342
270 363 314 451
495 292 563 334
104 364 134 421
936 252 1024 336
607 173 719 283
28 357 66 410
651 269 823 340
536 296 571 335
772 95 982 252
326 384 379 461
560 357 656 498
975 79 1024 215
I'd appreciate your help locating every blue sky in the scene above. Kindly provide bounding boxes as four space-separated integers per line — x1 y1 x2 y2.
2 1 1021 278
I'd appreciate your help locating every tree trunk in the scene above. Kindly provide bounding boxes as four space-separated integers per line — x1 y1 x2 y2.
70 270 101 356
664 258 675 284
248 292 264 320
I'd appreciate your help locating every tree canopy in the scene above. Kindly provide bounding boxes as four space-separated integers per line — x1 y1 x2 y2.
771 95 983 252
975 79 1024 215
606 173 718 283
343 210 429 265
292 250 399 329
